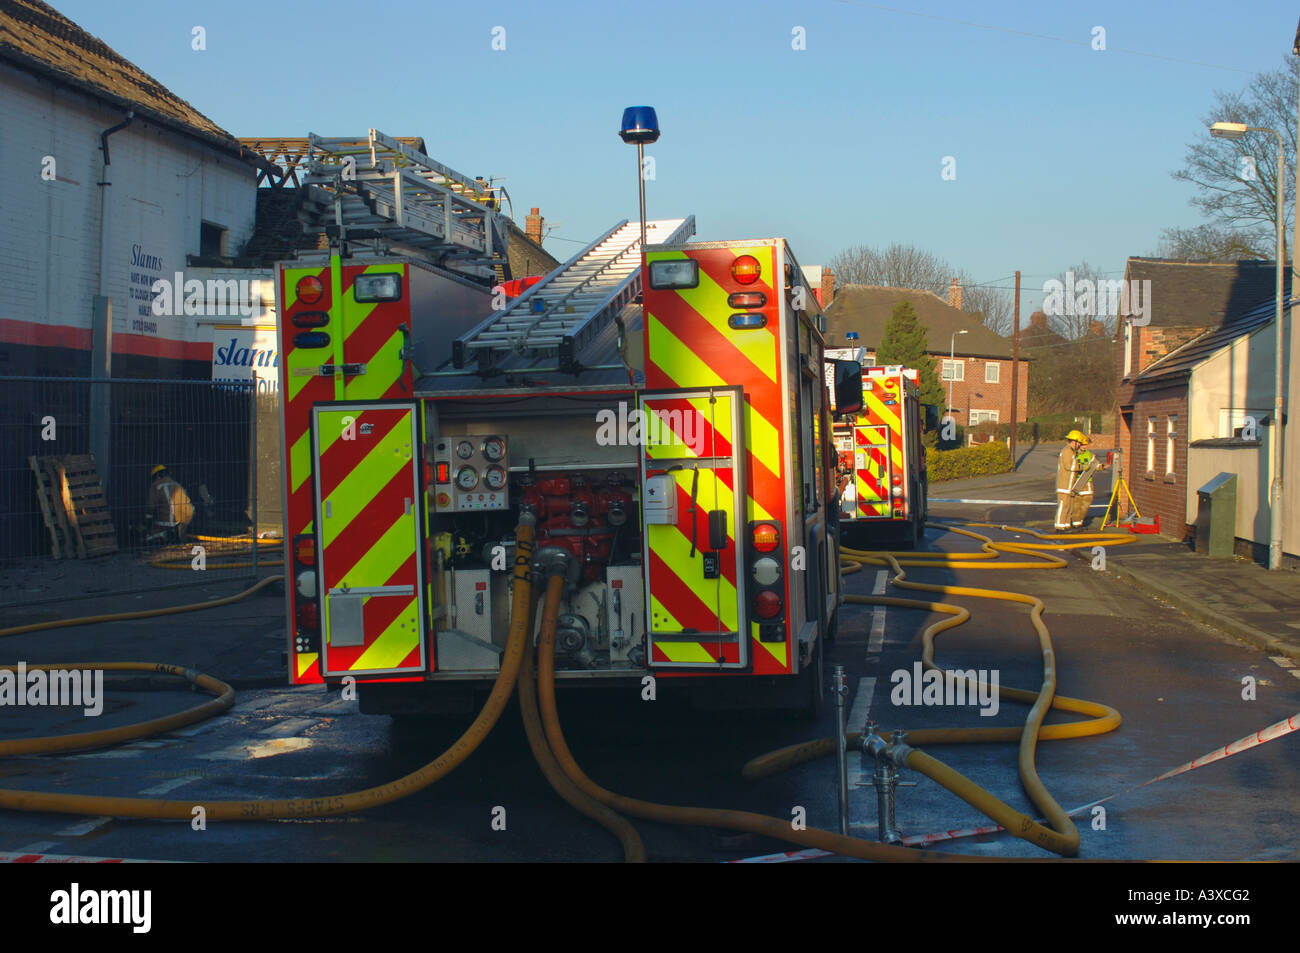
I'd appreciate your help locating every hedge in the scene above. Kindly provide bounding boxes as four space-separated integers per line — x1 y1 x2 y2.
925 441 1014 483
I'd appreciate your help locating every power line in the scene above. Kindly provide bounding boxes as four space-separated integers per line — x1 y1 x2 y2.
834 1 1255 74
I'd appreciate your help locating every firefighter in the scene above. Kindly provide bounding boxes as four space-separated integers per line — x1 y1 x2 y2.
1055 430 1092 531
144 464 194 544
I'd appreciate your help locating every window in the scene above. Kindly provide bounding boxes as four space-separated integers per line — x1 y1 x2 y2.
941 359 963 382
200 222 226 257
1123 320 1133 377
1218 408 1267 439
1166 415 1177 476
985 362 999 383
969 409 999 426
1146 417 1156 474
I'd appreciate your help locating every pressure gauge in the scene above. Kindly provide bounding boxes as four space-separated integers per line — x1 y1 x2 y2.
456 466 479 490
484 465 507 491
481 436 506 462
455 440 475 460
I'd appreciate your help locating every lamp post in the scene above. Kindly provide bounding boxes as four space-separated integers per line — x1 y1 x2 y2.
1210 121 1286 569
619 107 660 254
948 328 968 417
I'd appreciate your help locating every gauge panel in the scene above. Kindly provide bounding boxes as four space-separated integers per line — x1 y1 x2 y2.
430 434 509 512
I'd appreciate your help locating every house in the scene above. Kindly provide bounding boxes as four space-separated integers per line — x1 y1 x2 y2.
1114 257 1293 560
0 0 273 379
823 282 1028 426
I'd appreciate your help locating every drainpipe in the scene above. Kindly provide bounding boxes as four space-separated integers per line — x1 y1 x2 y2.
93 112 134 498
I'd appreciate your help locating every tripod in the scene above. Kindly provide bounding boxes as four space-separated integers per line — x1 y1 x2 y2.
1101 471 1141 529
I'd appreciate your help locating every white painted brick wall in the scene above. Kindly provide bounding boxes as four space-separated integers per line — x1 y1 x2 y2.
0 62 256 348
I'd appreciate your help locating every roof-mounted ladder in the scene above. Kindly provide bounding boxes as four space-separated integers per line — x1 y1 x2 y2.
296 130 509 267
451 216 695 374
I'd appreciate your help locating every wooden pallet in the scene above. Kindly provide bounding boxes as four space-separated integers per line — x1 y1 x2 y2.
30 454 118 558
28 456 66 558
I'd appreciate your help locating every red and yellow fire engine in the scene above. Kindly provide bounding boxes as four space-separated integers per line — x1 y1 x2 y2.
828 364 929 548
277 201 863 715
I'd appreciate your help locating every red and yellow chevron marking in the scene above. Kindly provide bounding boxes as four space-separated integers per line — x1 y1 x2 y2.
854 443 889 518
280 259 416 684
643 244 789 673
315 406 424 676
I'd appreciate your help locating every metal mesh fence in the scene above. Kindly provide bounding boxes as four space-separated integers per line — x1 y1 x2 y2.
0 376 283 608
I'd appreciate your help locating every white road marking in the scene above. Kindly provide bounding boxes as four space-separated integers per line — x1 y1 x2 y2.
54 816 113 837
138 776 199 796
1269 656 1295 668
847 677 875 733
868 572 887 655
260 717 319 737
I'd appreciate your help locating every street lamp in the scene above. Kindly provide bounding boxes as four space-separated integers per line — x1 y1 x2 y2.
619 106 660 254
948 328 968 416
1210 121 1287 570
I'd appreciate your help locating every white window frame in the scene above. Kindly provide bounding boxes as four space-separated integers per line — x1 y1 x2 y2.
1123 320 1133 378
984 362 999 383
941 359 963 382
969 409 999 426
1166 415 1177 475
1218 407 1268 439
1146 417 1156 474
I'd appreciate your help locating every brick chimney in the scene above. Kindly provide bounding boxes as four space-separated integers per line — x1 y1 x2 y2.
821 269 835 307
1030 311 1047 329
1089 320 1106 337
525 207 544 245
947 277 962 310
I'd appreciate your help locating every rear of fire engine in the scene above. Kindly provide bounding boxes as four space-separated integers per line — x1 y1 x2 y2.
830 365 929 548
279 211 864 717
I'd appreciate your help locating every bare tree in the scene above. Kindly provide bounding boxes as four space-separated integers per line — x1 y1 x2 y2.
962 281 1013 335
826 242 953 293
1155 223 1266 261
1043 260 1115 340
1172 55 1297 262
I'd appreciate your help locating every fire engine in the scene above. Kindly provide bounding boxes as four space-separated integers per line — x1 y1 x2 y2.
827 363 930 548
275 139 863 716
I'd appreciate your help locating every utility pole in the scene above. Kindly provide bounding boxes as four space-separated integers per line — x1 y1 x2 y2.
1011 270 1020 468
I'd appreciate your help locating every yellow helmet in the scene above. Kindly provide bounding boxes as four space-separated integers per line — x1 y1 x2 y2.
1065 429 1089 445
151 464 167 476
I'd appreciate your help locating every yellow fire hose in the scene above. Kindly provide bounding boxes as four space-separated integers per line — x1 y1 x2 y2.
148 534 284 571
0 517 537 820
0 515 1136 862
522 522 1138 861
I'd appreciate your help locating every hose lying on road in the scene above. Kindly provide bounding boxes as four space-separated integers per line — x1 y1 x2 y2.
744 522 1137 857
0 516 537 822
147 534 284 571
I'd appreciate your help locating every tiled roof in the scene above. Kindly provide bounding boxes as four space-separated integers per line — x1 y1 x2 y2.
1123 257 1289 329
824 284 1016 359
1136 296 1288 385
0 0 249 159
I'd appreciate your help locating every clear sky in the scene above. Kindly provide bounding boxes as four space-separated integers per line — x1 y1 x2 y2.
52 0 1299 314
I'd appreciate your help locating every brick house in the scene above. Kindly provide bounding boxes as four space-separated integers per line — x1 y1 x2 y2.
823 282 1028 425
1115 258 1288 541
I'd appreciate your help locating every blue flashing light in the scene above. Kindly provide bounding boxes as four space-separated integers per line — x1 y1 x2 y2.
619 106 660 145
846 331 859 341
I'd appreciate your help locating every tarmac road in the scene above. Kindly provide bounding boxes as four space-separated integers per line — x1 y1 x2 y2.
0 445 1295 862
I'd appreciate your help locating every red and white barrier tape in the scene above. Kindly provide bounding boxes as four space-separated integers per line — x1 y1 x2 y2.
727 711 1300 862
0 851 176 864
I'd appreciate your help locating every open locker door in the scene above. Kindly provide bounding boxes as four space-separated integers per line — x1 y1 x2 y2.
312 401 428 678
639 386 748 669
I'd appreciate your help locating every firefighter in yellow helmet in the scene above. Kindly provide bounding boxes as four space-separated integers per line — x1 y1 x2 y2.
1055 430 1093 531
144 464 194 544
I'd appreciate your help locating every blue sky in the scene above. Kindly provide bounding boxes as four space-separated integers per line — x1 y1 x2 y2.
54 0 1299 314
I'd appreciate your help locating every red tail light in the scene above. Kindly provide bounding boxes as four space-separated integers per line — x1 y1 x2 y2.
293 535 315 566
731 255 761 285
752 522 780 553
892 475 902 486
754 590 783 619
297 601 319 630
296 275 324 304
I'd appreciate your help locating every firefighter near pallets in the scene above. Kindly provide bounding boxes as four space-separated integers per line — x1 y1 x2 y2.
1054 430 1099 531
